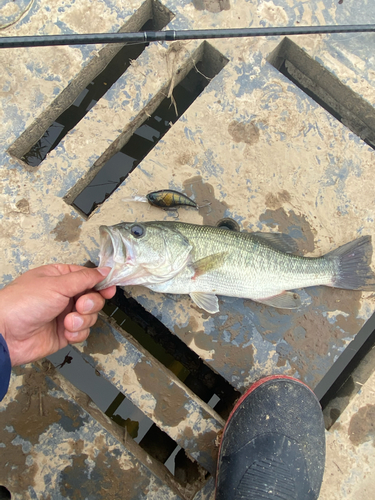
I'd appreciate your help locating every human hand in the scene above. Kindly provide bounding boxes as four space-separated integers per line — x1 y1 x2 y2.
0 264 116 366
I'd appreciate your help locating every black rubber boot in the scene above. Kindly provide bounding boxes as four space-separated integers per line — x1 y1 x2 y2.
215 375 325 500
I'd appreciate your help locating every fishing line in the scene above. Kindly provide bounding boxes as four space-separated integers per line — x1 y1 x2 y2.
0 24 375 48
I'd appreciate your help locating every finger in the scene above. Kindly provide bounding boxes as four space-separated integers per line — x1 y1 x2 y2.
53 264 102 275
75 292 105 315
64 311 98 334
74 281 116 303
56 267 111 298
99 285 117 300
53 263 87 275
65 328 91 344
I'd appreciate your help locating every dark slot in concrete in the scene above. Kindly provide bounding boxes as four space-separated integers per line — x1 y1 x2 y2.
268 37 375 149
8 0 174 166
70 42 229 216
268 38 375 431
49 263 212 483
48 345 208 483
315 311 375 428
105 287 240 420
20 34 151 167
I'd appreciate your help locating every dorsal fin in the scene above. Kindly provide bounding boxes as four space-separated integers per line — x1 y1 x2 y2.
251 232 299 254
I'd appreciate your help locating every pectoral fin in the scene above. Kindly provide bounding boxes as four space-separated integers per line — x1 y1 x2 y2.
190 292 219 314
255 291 301 309
192 252 228 279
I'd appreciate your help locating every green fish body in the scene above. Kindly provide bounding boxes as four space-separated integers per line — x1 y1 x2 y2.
96 221 375 314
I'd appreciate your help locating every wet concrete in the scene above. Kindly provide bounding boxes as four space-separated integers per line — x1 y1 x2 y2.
51 214 82 243
0 364 184 500
1 0 375 497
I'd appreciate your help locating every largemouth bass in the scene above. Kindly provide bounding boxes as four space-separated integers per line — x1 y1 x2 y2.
95 221 375 314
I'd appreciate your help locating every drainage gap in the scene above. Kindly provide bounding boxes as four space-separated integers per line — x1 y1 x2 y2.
70 42 229 216
8 0 174 166
267 37 375 149
20 28 151 167
104 287 240 420
315 311 375 429
48 346 208 488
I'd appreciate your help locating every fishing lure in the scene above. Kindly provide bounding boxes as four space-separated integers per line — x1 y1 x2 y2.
123 189 210 210
146 189 198 209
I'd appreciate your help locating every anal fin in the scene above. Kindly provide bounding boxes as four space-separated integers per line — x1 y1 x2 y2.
190 292 219 314
256 291 301 309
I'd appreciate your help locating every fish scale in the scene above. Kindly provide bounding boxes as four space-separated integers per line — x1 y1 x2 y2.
168 223 333 296
96 221 375 314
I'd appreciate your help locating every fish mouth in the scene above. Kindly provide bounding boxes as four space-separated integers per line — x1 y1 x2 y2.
95 225 134 290
98 225 116 269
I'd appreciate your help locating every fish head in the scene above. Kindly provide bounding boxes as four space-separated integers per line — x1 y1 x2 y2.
95 221 193 290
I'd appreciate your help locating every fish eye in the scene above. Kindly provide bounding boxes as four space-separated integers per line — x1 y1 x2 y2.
131 224 145 238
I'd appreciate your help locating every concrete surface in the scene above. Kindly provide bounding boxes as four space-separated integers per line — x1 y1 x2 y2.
1 0 375 497
1 362 188 500
320 353 375 499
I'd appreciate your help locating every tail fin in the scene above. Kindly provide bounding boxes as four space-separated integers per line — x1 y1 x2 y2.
326 235 375 291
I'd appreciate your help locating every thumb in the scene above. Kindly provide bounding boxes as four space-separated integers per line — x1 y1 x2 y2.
56 267 111 298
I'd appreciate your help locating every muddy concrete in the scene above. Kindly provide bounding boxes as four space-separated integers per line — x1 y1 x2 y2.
134 358 189 428
0 364 185 500
0 367 85 496
183 176 229 226
280 287 364 386
1 367 83 446
265 190 291 210
259 207 315 254
320 366 375 500
348 404 375 447
83 316 121 356
2 0 375 497
192 0 230 13
60 450 145 500
228 120 260 145
15 198 30 214
51 214 82 243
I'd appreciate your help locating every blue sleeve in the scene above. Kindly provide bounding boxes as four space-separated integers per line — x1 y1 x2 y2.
0 334 11 401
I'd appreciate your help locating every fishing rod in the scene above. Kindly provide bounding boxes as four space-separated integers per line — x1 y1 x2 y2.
0 24 375 49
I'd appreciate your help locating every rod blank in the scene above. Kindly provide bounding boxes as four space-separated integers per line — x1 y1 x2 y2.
0 25 374 49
